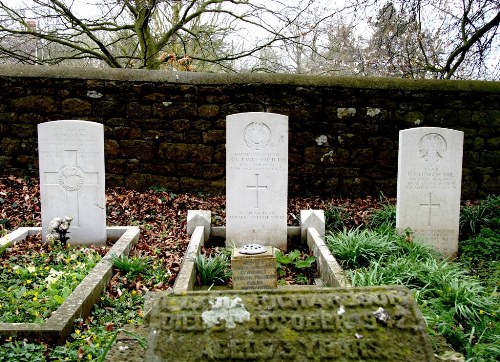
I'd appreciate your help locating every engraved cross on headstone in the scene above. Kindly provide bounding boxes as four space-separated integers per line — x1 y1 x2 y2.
43 149 99 227
420 192 440 227
246 174 267 209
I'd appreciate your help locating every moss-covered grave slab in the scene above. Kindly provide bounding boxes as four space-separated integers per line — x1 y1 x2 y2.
146 286 434 361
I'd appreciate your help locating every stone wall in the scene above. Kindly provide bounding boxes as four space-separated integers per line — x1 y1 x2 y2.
0 65 498 198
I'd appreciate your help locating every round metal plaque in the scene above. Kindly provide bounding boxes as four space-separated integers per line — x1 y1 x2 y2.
239 244 267 255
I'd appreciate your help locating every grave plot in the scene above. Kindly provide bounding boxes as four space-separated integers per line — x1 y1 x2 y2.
175 112 349 292
0 226 139 343
0 119 139 343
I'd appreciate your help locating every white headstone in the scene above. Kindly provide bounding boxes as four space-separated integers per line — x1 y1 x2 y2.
226 112 288 250
396 127 464 257
38 120 106 245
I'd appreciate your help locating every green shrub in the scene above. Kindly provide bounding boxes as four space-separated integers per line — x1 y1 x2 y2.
194 251 231 286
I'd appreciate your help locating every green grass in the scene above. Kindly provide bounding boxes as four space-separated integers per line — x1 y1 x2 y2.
325 227 398 268
325 195 500 361
0 243 103 323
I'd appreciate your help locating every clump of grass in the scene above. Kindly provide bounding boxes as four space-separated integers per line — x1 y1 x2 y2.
324 205 347 232
110 254 151 278
325 228 397 268
460 194 500 237
367 204 396 229
459 228 500 292
194 251 231 286
339 225 500 360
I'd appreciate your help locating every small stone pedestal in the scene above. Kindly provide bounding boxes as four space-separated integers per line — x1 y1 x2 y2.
231 248 277 290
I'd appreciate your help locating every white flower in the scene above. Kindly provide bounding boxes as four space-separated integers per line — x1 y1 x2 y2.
46 234 56 243
27 266 36 273
44 268 65 285
48 218 62 230
59 222 70 231
64 216 73 222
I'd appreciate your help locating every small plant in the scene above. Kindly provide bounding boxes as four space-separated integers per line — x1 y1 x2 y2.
194 251 231 286
275 250 316 280
110 254 151 278
46 216 72 245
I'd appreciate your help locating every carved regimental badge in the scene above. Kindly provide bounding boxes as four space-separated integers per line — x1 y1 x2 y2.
418 133 447 163
244 122 271 150
58 165 85 191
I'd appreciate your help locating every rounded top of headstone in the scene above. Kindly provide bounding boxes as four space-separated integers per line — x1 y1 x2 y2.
239 244 267 255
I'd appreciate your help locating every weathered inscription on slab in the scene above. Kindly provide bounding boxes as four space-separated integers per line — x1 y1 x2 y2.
396 127 463 257
232 248 277 290
38 120 106 245
146 287 434 361
226 112 288 250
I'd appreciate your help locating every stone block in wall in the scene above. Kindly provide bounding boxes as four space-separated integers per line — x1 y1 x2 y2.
398 111 425 127
203 164 224 179
126 173 179 191
179 177 225 194
202 130 225 144
178 163 203 177
368 137 394 150
114 127 141 139
11 95 58 113
486 137 500 148
120 140 155 161
11 124 36 138
214 144 225 163
106 159 140 173
0 156 13 170
62 98 91 115
194 119 212 131
105 139 120 157
304 147 349 165
472 110 500 127
173 119 191 132
336 133 365 147
0 138 21 155
142 129 184 142
351 123 378 135
105 174 125 187
163 102 198 119
141 162 177 176
428 109 458 126
351 149 374 166
184 131 203 143
126 102 152 118
342 177 372 196
482 174 500 194
94 101 125 117
18 113 43 123
158 143 212 163
198 104 220 119
481 151 499 167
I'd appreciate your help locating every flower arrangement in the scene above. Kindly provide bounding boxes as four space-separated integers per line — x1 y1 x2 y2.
46 216 72 245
